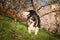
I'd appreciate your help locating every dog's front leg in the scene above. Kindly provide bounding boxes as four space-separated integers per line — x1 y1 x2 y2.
28 27 31 34
35 27 39 35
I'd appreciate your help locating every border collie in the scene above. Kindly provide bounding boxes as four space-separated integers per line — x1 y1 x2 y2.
27 10 40 35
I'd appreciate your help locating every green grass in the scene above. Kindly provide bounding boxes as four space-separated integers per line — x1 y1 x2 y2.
0 14 60 40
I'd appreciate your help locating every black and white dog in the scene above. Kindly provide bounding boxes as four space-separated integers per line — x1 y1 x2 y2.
27 10 40 35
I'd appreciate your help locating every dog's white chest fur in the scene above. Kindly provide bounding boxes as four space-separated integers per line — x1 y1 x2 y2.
28 21 39 35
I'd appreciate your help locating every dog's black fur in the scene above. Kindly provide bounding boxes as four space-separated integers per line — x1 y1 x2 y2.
27 10 40 28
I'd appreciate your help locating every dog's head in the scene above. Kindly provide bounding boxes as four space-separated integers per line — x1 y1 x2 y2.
27 17 36 27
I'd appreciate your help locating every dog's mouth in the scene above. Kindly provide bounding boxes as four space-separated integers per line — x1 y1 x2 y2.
30 21 33 24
